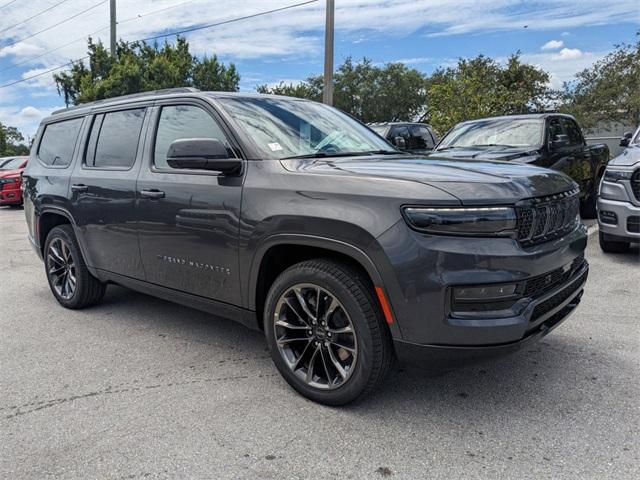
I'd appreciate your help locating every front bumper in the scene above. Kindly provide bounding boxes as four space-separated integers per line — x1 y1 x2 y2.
375 220 588 349
597 197 640 242
393 263 587 367
0 186 23 205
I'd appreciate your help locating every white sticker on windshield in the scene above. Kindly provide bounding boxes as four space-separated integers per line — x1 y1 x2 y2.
268 142 283 152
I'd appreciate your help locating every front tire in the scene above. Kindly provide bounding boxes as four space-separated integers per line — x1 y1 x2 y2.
599 231 630 253
44 225 106 309
264 259 394 405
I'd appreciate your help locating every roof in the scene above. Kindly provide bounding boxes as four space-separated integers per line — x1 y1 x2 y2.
368 122 434 128
51 88 318 117
459 113 577 123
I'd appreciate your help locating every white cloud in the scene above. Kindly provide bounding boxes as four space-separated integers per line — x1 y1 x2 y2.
541 40 564 51
552 47 584 60
521 50 605 89
0 42 43 58
0 105 59 140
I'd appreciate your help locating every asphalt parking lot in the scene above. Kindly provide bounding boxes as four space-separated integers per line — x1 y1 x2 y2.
1 206 638 480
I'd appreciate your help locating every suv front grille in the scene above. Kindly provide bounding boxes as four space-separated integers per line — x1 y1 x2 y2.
523 255 585 298
531 269 588 322
516 189 580 246
632 169 640 201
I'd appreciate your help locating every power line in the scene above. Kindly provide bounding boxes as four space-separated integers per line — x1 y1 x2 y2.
0 0 74 36
138 0 319 43
0 0 320 89
0 56 89 88
1 0 200 74
1 0 108 50
0 0 20 11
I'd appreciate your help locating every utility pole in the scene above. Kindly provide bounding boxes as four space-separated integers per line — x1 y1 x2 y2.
322 0 335 106
109 0 116 57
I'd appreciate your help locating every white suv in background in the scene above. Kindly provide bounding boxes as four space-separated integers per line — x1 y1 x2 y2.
597 127 640 252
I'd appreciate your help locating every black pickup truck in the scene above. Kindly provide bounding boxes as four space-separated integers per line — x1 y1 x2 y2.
429 113 609 217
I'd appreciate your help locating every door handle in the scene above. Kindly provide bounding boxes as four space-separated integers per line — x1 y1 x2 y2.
140 189 165 199
71 184 88 193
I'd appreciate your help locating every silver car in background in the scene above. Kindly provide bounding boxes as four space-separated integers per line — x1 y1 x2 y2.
597 127 640 252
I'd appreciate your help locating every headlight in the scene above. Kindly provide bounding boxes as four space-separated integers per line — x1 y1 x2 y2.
603 169 633 182
0 177 19 185
402 206 517 236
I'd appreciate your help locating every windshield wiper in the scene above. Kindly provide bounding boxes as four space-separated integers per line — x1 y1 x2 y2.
281 151 387 160
472 143 518 148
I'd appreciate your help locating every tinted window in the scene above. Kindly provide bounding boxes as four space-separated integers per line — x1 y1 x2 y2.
548 118 563 142
409 125 435 149
154 105 235 169
38 118 83 167
389 125 411 143
561 118 583 146
87 109 145 168
217 97 394 160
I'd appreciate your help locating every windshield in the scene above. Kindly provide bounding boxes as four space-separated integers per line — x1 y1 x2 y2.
0 157 25 170
217 97 396 159
437 118 544 150
632 128 640 146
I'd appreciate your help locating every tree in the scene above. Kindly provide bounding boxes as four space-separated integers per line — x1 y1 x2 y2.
257 57 428 123
0 123 29 156
425 54 551 135
54 37 240 106
560 33 640 128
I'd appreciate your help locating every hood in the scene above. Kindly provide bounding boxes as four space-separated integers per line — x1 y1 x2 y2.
0 168 23 178
428 145 541 163
609 146 640 168
281 154 576 205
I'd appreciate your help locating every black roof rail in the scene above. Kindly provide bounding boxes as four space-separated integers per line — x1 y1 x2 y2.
52 87 200 115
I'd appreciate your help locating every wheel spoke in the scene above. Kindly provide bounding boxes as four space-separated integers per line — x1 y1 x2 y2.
330 341 355 353
282 297 310 327
293 287 317 322
276 336 309 346
327 325 353 334
49 245 65 265
48 265 65 276
326 344 347 379
291 339 314 371
323 296 340 322
305 345 321 383
319 346 333 386
275 319 309 330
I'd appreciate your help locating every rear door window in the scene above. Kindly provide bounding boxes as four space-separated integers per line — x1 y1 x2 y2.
38 118 83 167
86 109 146 169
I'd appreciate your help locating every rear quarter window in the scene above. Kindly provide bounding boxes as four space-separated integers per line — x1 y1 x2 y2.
38 117 84 167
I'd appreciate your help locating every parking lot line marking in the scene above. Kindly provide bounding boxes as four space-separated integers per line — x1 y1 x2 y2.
587 223 599 236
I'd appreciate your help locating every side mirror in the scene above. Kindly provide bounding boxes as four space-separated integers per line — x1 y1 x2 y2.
551 134 570 149
620 131 633 147
393 136 407 150
166 138 241 174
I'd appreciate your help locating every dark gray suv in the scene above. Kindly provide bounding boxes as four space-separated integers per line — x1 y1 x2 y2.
23 88 588 405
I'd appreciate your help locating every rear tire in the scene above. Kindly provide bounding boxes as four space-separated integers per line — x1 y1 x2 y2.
599 231 630 253
263 259 394 405
44 225 106 309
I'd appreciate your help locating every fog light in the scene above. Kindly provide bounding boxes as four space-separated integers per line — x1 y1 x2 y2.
453 284 517 301
599 210 618 225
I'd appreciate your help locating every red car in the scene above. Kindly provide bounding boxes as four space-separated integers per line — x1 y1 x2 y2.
0 156 28 207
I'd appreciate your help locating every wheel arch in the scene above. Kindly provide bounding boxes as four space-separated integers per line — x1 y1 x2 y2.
248 234 400 337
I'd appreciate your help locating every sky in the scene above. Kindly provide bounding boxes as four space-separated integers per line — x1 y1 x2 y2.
0 0 639 141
